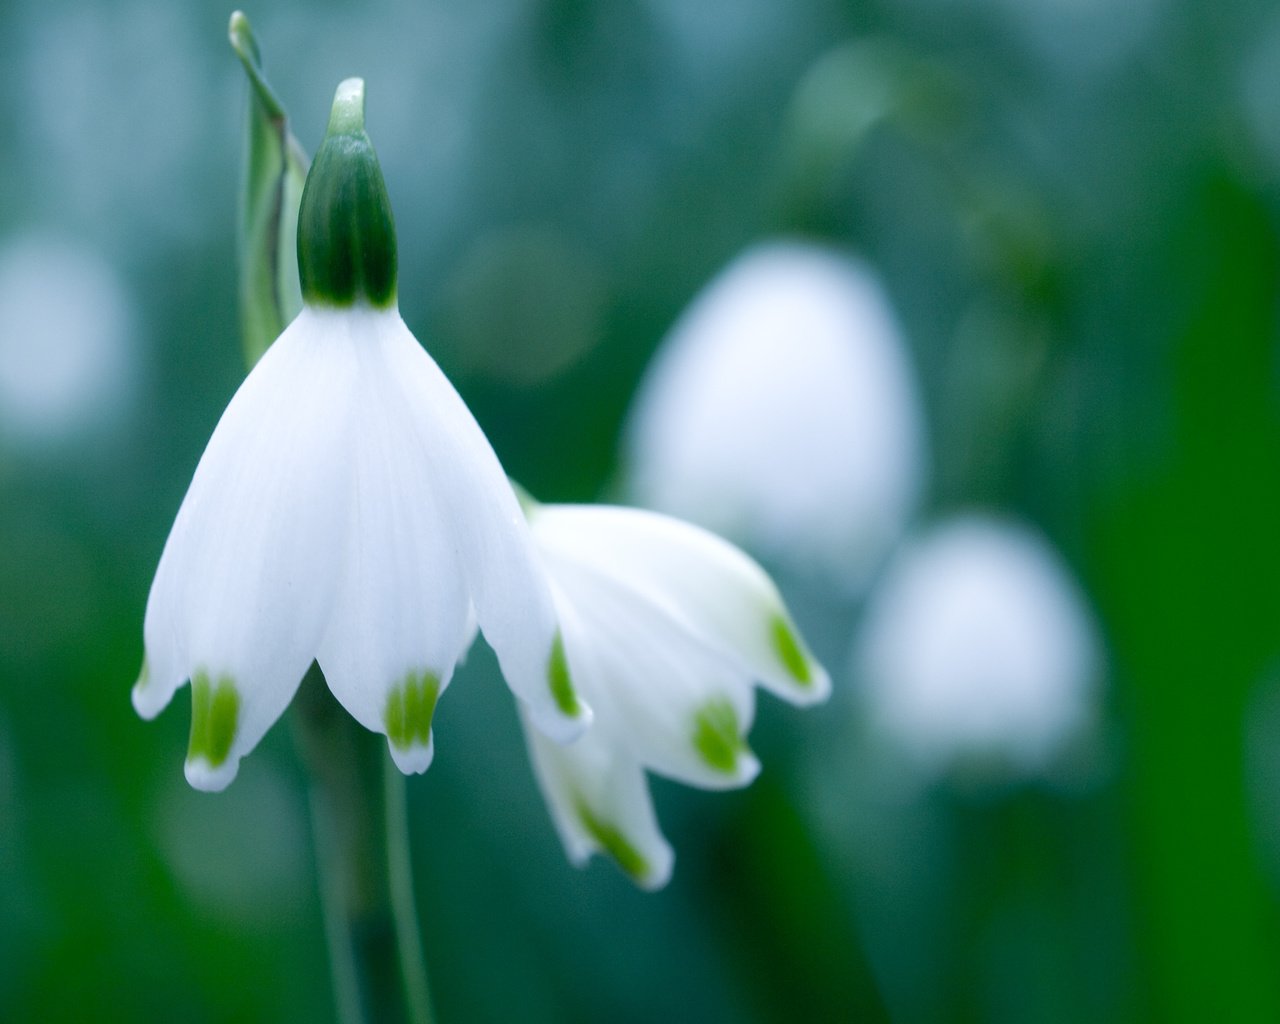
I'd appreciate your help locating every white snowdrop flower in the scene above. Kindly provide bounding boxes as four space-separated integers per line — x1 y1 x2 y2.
134 80 588 792
625 240 927 592
854 515 1101 776
0 233 133 446
519 498 829 888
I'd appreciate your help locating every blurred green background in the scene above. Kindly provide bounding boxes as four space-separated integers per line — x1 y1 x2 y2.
2 0 1280 1021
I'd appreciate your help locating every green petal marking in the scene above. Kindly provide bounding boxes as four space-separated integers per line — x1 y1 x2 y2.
135 658 150 690
575 800 649 882
770 613 813 686
547 631 581 717
385 670 441 750
188 671 240 768
693 697 749 774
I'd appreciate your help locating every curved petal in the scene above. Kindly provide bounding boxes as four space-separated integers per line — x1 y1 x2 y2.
374 311 590 742
531 504 829 705
519 704 673 890
135 308 357 790
315 330 473 775
551 563 761 790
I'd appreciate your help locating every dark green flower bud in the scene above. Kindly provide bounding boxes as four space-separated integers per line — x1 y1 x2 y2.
297 78 397 308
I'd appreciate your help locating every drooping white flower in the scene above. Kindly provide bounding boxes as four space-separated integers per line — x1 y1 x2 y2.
133 79 588 791
518 499 830 888
853 515 1101 776
625 240 927 592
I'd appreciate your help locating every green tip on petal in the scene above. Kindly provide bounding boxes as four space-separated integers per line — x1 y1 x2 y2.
297 77 398 309
547 631 582 718
770 613 814 686
693 697 750 774
576 800 650 883
187 672 240 769
135 658 150 690
385 671 441 750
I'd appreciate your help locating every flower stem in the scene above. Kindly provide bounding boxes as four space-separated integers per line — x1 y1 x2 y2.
385 757 435 1024
292 666 436 1024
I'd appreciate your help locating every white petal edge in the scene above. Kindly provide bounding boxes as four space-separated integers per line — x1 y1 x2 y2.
519 704 673 890
137 308 358 790
375 311 591 742
530 504 830 705
551 567 762 791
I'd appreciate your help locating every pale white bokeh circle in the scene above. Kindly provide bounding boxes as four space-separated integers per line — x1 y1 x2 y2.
0 233 133 446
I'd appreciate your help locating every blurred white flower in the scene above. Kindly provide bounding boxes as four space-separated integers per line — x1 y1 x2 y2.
0 233 134 446
854 515 1100 776
521 500 829 888
625 240 927 592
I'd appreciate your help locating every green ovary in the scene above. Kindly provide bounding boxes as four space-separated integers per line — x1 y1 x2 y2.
385 670 441 750
693 697 749 774
187 672 240 768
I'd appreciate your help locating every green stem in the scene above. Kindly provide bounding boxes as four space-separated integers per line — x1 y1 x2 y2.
291 666 436 1024
386 758 435 1024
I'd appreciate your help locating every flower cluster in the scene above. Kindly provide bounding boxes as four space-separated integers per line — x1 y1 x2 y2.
135 73 826 886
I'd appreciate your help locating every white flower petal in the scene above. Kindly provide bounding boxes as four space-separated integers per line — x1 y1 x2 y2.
519 705 673 890
854 515 1101 775
315 325 473 775
376 311 590 741
532 504 829 705
136 308 357 791
551 569 760 790
625 241 927 591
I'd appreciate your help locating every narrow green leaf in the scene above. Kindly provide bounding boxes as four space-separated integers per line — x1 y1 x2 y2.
229 11 308 368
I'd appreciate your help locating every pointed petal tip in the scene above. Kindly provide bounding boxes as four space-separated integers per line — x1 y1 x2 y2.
608 840 674 891
184 755 241 793
388 735 435 775
694 748 762 791
575 799 673 889
784 659 833 706
636 860 674 891
130 681 161 720
809 661 834 701
131 665 177 720
629 838 675 891
528 697 594 746
690 697 761 788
